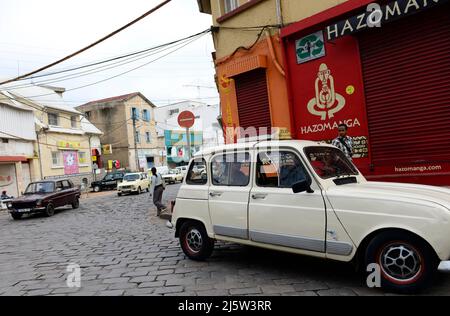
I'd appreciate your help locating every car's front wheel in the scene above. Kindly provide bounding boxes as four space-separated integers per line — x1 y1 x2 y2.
11 213 22 220
179 221 214 261
44 203 55 217
93 186 101 193
364 231 438 294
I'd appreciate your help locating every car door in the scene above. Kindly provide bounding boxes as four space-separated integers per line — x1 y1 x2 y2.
208 151 252 240
53 181 66 207
103 174 115 189
61 180 74 205
248 149 327 254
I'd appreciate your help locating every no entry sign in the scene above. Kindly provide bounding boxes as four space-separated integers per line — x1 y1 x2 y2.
178 111 195 129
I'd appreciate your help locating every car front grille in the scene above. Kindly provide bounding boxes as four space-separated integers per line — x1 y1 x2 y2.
121 186 132 190
13 202 36 209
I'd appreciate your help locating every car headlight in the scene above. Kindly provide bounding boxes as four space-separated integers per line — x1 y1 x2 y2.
36 199 43 206
6 202 13 209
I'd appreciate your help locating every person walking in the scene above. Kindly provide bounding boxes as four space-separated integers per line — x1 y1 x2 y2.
150 167 167 216
332 124 354 160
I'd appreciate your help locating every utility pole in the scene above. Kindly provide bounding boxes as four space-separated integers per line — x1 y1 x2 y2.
132 113 139 172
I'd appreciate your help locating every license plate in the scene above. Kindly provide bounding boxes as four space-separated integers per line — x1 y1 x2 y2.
17 209 31 213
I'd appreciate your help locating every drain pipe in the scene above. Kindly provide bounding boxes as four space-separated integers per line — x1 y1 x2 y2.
276 0 283 27
265 30 285 77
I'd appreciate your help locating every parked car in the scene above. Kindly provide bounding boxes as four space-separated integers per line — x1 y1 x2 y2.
117 173 150 196
7 179 80 220
162 169 184 184
168 140 450 293
91 172 125 192
176 165 189 178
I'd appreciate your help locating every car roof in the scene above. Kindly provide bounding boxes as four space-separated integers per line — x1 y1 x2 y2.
194 140 334 157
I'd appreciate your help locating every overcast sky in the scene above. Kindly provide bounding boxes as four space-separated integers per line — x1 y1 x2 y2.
0 0 218 107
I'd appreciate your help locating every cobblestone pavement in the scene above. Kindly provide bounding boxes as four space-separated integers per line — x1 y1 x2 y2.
1 184 449 296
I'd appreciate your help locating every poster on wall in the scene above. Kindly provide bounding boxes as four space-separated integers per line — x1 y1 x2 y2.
63 151 79 175
0 164 18 197
287 34 371 171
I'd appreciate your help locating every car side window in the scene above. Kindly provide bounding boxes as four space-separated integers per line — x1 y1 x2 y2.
105 175 114 181
187 159 207 185
56 181 63 191
62 180 71 189
212 152 251 187
256 151 309 188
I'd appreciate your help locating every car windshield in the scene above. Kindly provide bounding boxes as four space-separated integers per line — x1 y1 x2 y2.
123 174 140 181
25 182 55 194
305 146 359 179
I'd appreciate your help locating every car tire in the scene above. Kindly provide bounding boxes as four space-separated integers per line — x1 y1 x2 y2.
72 197 80 209
44 204 55 217
364 231 438 294
118 192 122 197
137 187 142 195
11 213 22 220
179 221 214 261
93 186 101 193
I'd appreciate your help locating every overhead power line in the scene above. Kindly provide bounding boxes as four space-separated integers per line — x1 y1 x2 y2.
0 0 173 86
4 30 210 91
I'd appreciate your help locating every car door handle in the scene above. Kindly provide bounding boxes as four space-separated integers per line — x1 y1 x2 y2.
252 194 268 200
209 192 223 197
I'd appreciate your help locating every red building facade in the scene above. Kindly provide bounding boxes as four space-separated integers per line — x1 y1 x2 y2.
281 0 450 186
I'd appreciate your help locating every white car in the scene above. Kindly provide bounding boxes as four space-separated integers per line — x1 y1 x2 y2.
168 140 450 293
162 169 184 184
117 173 150 196
176 165 189 178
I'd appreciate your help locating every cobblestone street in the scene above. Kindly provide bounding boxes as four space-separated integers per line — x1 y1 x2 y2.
1 184 449 296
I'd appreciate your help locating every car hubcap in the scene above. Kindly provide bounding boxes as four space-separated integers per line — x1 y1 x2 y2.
186 228 203 253
380 243 422 282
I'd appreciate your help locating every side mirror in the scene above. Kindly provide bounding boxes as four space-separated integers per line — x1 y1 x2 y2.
292 179 314 194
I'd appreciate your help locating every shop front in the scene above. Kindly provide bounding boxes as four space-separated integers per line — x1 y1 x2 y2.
281 0 450 185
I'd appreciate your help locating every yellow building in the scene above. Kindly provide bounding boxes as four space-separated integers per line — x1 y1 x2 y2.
197 0 347 141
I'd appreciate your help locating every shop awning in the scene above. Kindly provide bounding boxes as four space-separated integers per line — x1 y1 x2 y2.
0 156 28 163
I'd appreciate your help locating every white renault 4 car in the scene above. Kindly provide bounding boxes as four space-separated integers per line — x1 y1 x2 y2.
168 140 450 293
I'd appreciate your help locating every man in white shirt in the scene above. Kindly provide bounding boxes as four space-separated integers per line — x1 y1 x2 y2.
150 167 167 216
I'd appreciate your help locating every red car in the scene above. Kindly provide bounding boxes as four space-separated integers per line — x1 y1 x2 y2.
7 179 81 220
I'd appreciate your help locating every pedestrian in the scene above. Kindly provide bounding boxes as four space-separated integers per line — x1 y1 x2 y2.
1 190 11 200
150 167 167 216
332 124 354 160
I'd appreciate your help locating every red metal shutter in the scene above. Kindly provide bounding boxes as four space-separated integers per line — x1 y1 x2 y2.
359 4 450 166
234 69 272 134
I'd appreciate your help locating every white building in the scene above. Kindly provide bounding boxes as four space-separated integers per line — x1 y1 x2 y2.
0 92 37 197
154 101 224 166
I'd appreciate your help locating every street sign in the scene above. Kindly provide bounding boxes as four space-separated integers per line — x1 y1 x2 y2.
178 111 195 129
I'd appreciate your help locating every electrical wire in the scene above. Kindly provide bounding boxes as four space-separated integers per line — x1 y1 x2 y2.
0 0 173 85
2 30 211 91
2 29 212 89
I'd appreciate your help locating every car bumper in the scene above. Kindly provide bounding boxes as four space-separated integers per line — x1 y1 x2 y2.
439 261 450 272
9 207 45 214
118 187 138 193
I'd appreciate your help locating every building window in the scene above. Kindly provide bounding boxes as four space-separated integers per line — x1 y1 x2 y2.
169 108 179 116
48 113 59 126
135 131 141 143
71 116 78 128
1 138 8 144
78 152 87 164
52 151 62 166
143 109 151 122
146 132 151 143
131 107 140 120
223 0 238 14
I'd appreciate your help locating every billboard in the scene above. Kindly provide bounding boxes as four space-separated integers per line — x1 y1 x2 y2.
164 130 203 147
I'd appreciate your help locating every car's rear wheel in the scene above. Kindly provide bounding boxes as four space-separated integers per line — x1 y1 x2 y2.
364 231 438 294
93 186 101 193
179 221 214 261
11 213 22 220
117 192 122 197
71 197 80 209
44 204 55 217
